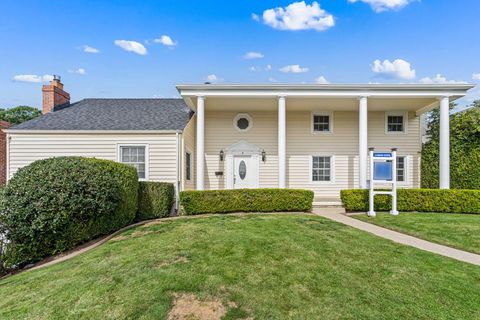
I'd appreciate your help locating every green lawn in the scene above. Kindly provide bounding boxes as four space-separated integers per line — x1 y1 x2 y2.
355 212 480 254
1 214 480 319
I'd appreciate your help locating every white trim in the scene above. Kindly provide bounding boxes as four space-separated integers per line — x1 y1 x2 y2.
116 143 150 181
309 155 335 184
396 155 411 187
6 133 10 182
5 130 182 134
233 113 253 132
311 111 333 134
175 132 181 210
385 111 408 135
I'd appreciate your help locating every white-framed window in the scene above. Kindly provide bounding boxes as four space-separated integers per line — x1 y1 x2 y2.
385 112 407 134
118 144 148 180
396 156 406 182
185 151 192 181
311 155 334 182
233 113 253 132
312 112 333 133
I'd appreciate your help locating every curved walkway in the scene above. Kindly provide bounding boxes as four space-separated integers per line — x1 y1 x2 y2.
314 208 480 266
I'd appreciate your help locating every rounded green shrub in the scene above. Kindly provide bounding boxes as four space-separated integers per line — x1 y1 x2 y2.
137 182 175 220
0 157 138 267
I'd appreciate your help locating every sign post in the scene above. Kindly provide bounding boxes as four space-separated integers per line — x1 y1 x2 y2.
368 148 399 217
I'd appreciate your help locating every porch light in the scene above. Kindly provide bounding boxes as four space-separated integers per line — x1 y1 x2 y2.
262 149 266 162
219 150 224 161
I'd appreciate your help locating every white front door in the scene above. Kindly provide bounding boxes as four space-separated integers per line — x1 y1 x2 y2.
233 156 252 189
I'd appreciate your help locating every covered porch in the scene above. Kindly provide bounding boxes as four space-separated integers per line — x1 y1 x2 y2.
177 84 474 195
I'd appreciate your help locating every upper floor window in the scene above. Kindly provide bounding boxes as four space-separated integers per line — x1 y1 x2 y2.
233 113 253 132
312 112 333 133
386 112 407 133
119 145 147 180
312 156 332 182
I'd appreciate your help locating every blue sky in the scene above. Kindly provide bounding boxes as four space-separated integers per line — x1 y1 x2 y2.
1 0 479 108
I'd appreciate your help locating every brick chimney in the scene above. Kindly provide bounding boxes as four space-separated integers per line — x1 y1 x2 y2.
42 75 70 114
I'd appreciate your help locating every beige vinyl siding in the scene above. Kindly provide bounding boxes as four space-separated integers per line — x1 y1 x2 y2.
204 111 278 189
201 110 421 198
7 133 178 183
182 116 196 190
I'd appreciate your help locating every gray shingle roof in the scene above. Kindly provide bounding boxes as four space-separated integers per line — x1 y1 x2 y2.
11 99 193 131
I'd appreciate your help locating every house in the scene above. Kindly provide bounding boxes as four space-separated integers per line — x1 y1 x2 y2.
5 77 474 205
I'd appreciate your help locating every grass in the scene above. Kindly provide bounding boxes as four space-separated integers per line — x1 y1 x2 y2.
0 214 479 319
354 212 480 254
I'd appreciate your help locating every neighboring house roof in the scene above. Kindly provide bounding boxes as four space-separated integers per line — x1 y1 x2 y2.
10 99 193 131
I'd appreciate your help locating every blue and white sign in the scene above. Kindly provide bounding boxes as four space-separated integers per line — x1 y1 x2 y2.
368 149 399 217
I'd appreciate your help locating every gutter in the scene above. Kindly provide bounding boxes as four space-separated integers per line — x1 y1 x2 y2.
4 130 183 134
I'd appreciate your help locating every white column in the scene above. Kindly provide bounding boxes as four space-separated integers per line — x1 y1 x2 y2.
196 96 205 190
278 96 286 188
358 96 368 189
439 96 450 189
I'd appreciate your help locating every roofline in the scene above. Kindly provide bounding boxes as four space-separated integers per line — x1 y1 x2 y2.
5 130 183 134
177 83 475 92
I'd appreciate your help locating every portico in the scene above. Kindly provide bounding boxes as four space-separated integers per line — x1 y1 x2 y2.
177 84 474 197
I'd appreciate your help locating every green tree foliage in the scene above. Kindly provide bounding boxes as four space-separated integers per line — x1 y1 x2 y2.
422 101 480 189
0 106 41 125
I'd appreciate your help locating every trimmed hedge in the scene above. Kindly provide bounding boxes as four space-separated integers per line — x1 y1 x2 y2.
137 182 175 220
340 189 480 214
0 157 138 267
180 188 314 215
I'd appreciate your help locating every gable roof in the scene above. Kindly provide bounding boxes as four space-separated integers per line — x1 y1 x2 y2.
10 99 193 131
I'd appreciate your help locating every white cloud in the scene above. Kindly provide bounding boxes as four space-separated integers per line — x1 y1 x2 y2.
372 59 416 80
12 74 53 83
81 45 100 53
251 13 260 21
205 74 223 83
249 65 272 72
114 40 147 55
268 77 278 83
419 74 467 84
243 51 264 59
315 76 330 84
261 1 335 31
279 64 309 73
348 0 416 12
265 64 272 71
154 35 177 47
472 73 480 81
69 68 86 75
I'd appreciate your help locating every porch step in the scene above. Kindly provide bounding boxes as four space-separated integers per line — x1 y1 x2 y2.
313 197 344 209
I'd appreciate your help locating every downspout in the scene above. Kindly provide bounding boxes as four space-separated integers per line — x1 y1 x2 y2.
175 132 182 212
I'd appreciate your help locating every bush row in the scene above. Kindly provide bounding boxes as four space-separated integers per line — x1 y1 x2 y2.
180 188 314 215
340 189 480 214
0 157 175 268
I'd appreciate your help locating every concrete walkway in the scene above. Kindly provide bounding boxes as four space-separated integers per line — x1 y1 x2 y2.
314 208 480 266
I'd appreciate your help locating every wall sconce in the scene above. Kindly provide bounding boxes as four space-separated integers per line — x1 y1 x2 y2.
261 149 266 162
219 150 224 161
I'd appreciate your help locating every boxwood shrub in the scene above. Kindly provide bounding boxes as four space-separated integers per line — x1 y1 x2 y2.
137 182 175 220
180 188 314 215
0 157 139 268
340 189 480 214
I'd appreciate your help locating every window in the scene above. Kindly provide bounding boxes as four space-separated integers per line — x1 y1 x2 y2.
312 112 332 133
397 156 405 182
386 112 406 133
312 156 332 182
119 145 147 179
185 151 192 181
233 113 253 132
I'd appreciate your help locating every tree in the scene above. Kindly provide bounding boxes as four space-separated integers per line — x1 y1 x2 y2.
422 101 480 189
0 106 41 125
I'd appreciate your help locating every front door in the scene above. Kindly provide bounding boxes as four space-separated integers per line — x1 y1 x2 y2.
233 156 251 189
